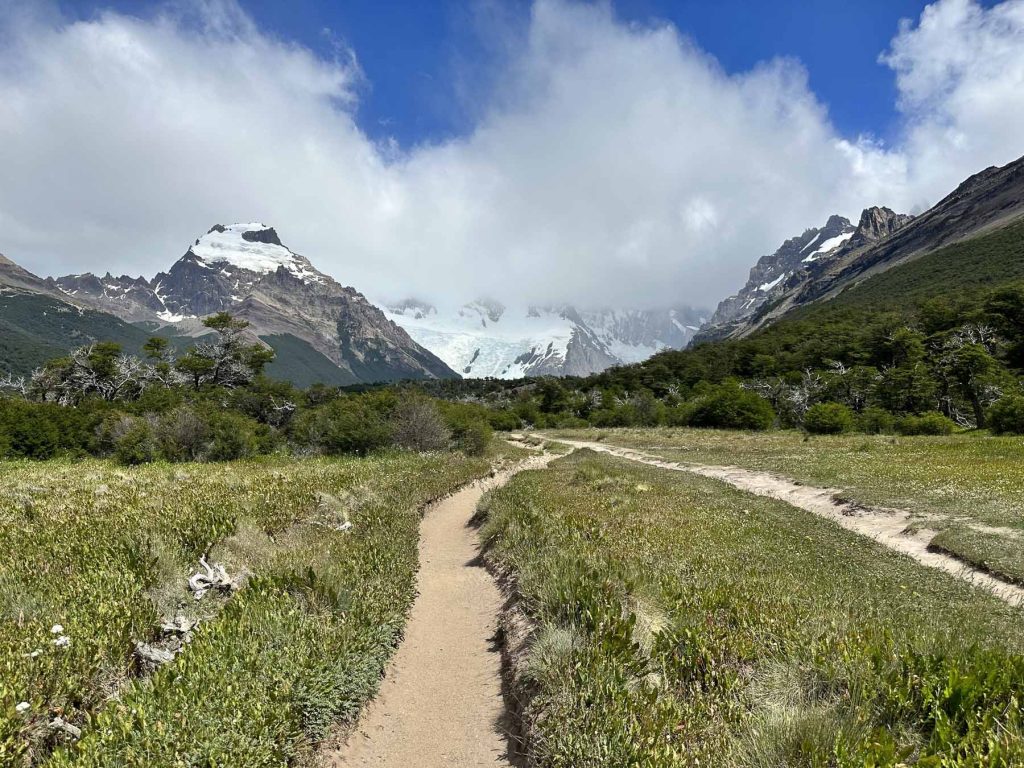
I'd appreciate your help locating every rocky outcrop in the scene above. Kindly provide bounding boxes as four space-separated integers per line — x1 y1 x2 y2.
49 273 169 322
846 207 914 250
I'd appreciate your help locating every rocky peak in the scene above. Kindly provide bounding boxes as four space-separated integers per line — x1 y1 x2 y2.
696 213 855 340
848 207 913 249
241 227 283 246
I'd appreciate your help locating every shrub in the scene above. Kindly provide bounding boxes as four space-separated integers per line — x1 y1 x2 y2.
487 408 522 432
156 405 211 461
390 397 451 452
987 394 1024 435
1 399 113 459
443 404 494 456
111 416 157 465
291 398 392 455
204 410 264 461
895 412 957 436
686 383 775 431
803 403 854 435
855 407 896 435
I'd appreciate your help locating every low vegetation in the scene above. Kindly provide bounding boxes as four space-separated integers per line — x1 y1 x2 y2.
551 427 1024 589
0 450 503 766
480 450 1024 766
0 314 498 464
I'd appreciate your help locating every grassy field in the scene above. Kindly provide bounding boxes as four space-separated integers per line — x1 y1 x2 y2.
481 449 1024 767
0 448 513 767
549 428 1024 584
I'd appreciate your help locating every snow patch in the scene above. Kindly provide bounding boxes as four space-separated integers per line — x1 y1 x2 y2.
757 273 786 292
190 223 323 283
802 231 853 262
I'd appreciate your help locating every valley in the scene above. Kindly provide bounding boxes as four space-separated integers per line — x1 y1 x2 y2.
2 11 1024 764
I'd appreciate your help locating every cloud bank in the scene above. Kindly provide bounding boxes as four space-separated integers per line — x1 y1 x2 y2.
0 0 1022 310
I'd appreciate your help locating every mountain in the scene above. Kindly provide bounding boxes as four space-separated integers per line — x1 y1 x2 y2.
51 223 457 386
1 255 177 377
384 300 705 378
697 214 858 341
698 154 1024 343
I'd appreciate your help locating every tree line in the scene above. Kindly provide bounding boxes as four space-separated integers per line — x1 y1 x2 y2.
421 280 1024 436
0 313 496 463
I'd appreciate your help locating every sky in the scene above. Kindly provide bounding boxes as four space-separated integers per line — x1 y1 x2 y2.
1 0 1022 311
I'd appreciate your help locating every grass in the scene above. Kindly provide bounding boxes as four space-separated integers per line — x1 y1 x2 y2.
481 449 1024 767
550 427 1024 584
0 449 504 767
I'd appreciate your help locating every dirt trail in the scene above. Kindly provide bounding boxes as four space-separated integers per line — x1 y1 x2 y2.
326 454 551 768
557 439 1024 608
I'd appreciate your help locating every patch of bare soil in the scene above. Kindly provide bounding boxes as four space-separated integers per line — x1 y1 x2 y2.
324 454 552 768
558 439 1024 608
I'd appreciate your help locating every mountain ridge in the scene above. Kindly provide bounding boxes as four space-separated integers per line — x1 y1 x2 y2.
28 223 458 385
696 153 1024 344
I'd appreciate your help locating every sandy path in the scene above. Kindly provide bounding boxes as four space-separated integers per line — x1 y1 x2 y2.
326 455 550 768
557 439 1024 607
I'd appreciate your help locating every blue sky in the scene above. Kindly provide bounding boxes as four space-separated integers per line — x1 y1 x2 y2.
56 0 995 148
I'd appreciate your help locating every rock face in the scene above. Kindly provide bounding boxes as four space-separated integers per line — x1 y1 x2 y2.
695 153 1024 343
50 273 168 322
53 223 457 384
846 207 914 250
384 300 706 378
697 214 856 341
2 253 68 297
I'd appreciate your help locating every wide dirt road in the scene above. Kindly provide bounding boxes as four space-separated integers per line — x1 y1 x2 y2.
327 457 548 767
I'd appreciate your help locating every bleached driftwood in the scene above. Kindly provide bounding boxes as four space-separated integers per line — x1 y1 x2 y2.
188 557 238 600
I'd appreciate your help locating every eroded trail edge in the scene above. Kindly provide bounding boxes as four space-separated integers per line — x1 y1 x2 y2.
558 439 1024 607
326 453 553 768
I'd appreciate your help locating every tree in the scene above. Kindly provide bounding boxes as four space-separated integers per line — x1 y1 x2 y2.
175 314 275 390
27 343 153 405
936 327 1006 427
985 283 1024 369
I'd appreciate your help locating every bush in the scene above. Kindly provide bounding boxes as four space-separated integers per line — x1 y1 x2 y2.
443 404 494 456
111 416 157 465
291 398 392 455
390 397 450 452
855 406 896 435
0 398 99 459
487 408 522 432
156 406 211 461
204 410 264 461
803 403 854 435
686 383 775 431
987 394 1024 435
895 412 957 436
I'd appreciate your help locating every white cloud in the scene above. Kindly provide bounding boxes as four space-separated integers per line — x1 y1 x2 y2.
0 0 1021 311
881 0 1024 206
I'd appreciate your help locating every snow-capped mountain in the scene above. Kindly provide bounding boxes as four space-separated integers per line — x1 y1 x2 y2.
696 214 856 342
53 223 456 385
384 299 705 378
695 205 919 343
